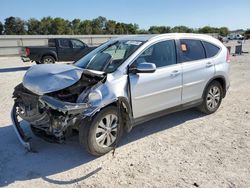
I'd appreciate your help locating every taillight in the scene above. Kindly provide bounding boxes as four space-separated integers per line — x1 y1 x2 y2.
25 48 30 57
226 49 230 63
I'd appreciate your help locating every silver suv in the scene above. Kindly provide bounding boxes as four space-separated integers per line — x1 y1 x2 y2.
11 34 230 156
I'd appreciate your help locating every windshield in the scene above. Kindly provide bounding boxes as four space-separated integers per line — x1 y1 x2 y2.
74 40 143 73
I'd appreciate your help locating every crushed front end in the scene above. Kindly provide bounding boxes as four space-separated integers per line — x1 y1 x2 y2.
11 84 90 150
11 64 106 151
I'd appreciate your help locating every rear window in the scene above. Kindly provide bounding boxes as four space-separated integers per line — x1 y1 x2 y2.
180 39 206 62
202 41 220 58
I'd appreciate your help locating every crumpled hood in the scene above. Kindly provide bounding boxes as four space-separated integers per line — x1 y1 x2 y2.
23 64 84 95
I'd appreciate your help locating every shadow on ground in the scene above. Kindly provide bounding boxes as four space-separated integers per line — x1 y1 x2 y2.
0 66 30 73
0 109 204 186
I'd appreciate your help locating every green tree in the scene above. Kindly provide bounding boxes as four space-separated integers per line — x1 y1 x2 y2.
0 21 3 34
136 29 148 34
198 26 212 33
149 26 171 34
115 23 124 34
148 26 160 34
91 16 107 34
105 20 116 34
219 27 229 36
171 26 194 33
0 16 236 36
245 29 250 34
79 20 92 34
39 17 53 34
4 16 26 34
71 19 81 34
50 17 69 34
126 23 139 34
27 18 40 34
244 29 250 39
64 19 73 34
198 26 219 34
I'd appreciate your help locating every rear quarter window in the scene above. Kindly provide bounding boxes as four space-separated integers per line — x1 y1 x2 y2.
202 41 220 58
48 39 56 47
180 39 206 62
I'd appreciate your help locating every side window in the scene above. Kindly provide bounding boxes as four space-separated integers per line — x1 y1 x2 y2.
180 39 205 62
58 39 70 48
202 41 220 58
71 39 85 48
134 40 176 68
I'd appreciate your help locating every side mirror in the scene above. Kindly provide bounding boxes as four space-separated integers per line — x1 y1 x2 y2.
129 62 156 74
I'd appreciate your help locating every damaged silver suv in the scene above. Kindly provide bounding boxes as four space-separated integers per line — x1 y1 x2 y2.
11 34 230 156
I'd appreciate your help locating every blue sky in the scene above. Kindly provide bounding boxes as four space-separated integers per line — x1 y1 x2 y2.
0 0 249 30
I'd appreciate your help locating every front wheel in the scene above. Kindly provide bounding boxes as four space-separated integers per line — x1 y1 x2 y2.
199 81 223 114
79 106 123 156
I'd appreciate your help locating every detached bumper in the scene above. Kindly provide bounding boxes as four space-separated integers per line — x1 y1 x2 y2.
11 104 31 151
11 96 90 151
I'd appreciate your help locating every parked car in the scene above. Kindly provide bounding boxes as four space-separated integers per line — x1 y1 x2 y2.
12 34 230 156
21 38 96 64
228 34 244 40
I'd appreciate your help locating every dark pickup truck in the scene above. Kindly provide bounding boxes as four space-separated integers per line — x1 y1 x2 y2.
21 38 96 64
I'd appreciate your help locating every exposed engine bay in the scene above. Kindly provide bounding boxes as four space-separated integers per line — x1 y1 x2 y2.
11 64 106 149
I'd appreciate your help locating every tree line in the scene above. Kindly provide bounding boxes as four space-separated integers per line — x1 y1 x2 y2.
0 16 247 36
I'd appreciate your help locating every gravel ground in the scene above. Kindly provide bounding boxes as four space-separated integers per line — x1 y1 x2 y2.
0 41 249 188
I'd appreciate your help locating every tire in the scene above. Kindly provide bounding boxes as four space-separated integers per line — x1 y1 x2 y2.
35 61 41 64
41 55 55 64
79 106 123 156
198 81 223 114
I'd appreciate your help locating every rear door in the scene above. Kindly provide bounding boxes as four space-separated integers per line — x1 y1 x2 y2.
129 40 182 118
179 39 215 103
70 39 89 61
57 39 73 61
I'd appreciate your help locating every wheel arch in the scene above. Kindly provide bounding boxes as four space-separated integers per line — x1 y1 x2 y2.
41 53 57 62
203 76 227 98
84 97 133 133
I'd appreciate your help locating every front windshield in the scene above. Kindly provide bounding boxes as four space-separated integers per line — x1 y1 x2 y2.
74 40 143 73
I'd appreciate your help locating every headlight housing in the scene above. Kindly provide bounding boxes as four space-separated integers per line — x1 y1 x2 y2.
88 90 102 106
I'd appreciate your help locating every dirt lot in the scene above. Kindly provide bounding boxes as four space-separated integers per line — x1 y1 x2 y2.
0 41 250 188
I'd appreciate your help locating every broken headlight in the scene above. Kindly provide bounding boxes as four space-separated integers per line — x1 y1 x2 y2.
88 90 102 106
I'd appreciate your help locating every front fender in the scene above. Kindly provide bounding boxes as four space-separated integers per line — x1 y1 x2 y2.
82 97 133 132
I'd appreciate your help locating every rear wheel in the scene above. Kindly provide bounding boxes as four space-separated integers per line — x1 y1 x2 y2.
199 81 223 114
41 55 55 64
79 106 123 156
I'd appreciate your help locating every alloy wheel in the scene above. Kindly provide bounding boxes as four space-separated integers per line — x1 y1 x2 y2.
206 86 221 111
95 113 118 147
43 58 53 64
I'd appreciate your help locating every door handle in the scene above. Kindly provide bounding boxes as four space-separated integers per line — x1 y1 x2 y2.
206 62 213 68
170 70 180 77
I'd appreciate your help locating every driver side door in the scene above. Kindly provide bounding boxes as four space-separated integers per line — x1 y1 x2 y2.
129 40 182 118
57 39 73 61
70 39 89 61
